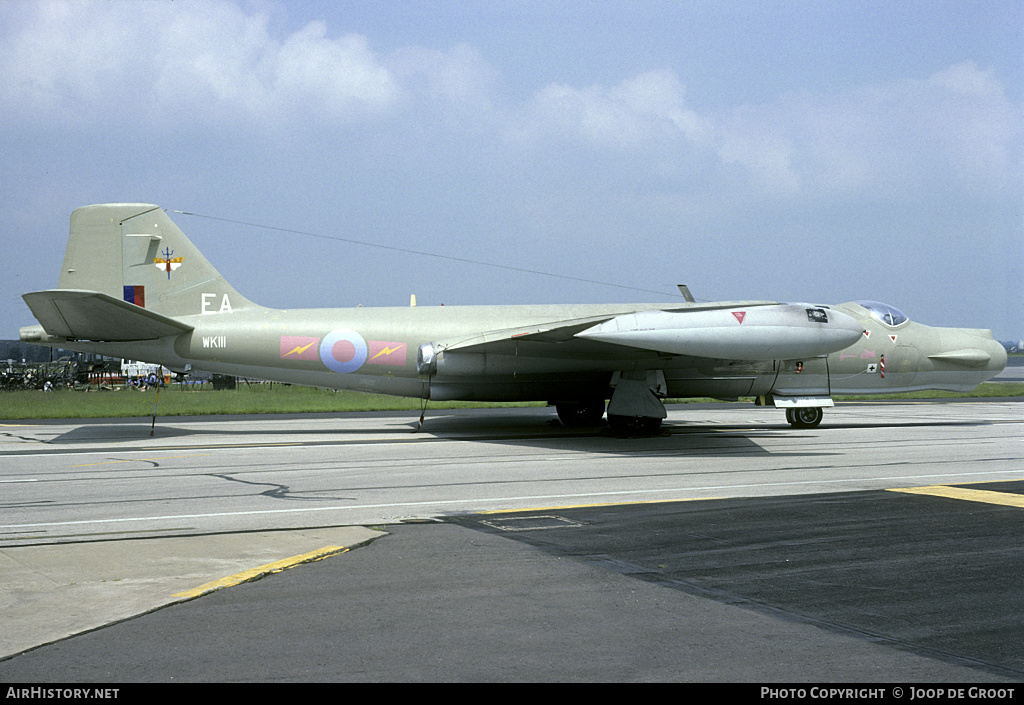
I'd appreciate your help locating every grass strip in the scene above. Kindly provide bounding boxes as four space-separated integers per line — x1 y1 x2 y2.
1 382 1020 421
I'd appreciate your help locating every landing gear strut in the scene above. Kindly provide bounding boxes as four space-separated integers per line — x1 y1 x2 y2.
605 370 667 437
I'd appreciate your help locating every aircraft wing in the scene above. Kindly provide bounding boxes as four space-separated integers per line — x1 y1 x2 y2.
434 301 781 358
22 289 194 341
438 314 623 351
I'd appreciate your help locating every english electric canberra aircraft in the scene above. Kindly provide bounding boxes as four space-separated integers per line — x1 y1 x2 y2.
20 204 1006 434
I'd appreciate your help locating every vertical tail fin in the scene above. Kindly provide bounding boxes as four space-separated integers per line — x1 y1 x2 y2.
57 203 256 318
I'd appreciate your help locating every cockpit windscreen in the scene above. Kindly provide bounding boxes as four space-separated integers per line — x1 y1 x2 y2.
856 300 909 327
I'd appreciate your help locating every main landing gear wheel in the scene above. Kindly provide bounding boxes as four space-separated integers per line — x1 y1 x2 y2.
607 414 663 437
555 400 606 428
786 406 823 428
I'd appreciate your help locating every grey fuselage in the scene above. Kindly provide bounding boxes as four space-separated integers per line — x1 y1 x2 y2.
34 300 1006 405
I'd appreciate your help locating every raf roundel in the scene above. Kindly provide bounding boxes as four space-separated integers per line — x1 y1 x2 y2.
319 329 368 374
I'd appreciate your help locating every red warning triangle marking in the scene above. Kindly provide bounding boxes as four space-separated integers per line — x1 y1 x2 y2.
863 330 871 338
889 335 898 343
731 311 746 323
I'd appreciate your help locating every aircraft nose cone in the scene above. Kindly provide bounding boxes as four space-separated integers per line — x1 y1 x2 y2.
927 329 1007 375
988 336 1008 372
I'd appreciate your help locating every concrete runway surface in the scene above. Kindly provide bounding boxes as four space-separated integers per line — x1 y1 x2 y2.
0 400 1021 681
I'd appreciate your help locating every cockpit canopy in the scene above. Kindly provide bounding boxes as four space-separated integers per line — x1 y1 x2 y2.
855 300 909 327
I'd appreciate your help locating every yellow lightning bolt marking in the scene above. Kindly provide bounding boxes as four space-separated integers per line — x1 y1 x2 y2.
283 342 316 357
370 345 403 360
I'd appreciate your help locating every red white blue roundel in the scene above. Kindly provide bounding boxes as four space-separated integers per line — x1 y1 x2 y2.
320 329 368 374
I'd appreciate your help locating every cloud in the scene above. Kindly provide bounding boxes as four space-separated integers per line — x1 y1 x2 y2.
390 43 496 108
507 60 1021 203
0 1 400 128
510 70 708 147
1 2 1018 204
714 61 1023 200
272 22 398 118
923 62 1022 194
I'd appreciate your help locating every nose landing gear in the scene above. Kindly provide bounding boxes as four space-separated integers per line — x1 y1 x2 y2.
785 406 824 428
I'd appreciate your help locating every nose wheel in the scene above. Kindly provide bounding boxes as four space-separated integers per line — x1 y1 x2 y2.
786 406 823 428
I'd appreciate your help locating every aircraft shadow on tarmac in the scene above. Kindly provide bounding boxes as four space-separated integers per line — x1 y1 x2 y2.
44 405 995 465
44 413 774 459
39 405 991 460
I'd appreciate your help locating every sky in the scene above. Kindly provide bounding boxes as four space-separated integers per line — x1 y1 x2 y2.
1 0 1022 341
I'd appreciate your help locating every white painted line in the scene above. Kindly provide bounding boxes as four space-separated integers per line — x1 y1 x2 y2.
2 467 1022 532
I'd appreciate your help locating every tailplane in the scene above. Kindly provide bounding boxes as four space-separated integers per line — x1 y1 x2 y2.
56 204 256 318
22 290 194 342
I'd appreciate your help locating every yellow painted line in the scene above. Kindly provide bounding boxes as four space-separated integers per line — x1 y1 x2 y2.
144 443 304 451
888 485 1024 508
480 496 722 514
73 453 214 467
172 545 348 599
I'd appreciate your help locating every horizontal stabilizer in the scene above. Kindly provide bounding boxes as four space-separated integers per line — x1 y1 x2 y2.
22 289 194 341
